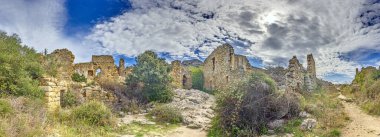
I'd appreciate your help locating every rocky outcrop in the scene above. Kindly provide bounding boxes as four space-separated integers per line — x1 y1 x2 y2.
48 49 75 82
168 89 215 130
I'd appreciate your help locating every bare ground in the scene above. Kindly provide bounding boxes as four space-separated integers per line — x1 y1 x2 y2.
341 95 380 137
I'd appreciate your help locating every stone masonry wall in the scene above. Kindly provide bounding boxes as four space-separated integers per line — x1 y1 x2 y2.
39 76 67 112
170 60 192 89
286 54 318 93
203 44 252 91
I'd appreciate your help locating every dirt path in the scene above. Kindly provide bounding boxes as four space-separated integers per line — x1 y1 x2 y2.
165 126 207 137
340 94 380 137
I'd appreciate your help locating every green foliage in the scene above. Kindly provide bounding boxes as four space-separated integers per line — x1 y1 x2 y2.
211 71 296 136
71 73 87 82
328 129 341 137
61 91 79 108
189 66 204 90
148 105 183 124
70 101 114 126
0 99 12 117
0 32 44 98
372 70 380 80
362 101 380 115
126 51 173 103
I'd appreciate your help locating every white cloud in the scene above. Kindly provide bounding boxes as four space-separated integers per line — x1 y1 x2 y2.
0 0 95 62
88 0 380 83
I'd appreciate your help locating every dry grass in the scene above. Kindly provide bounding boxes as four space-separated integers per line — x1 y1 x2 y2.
0 97 49 137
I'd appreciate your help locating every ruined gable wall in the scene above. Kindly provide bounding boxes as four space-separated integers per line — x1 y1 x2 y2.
307 54 316 78
169 60 192 89
203 44 252 91
285 56 305 92
91 55 119 80
49 49 75 82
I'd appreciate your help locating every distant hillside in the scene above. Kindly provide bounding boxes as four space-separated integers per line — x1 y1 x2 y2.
342 66 380 115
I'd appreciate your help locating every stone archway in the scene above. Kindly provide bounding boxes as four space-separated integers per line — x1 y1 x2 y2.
95 68 102 76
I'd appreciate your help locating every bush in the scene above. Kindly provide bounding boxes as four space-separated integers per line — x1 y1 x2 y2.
189 66 204 90
71 101 114 126
212 72 300 136
61 91 79 108
126 51 173 103
0 32 44 98
71 73 87 83
0 99 13 117
148 105 183 124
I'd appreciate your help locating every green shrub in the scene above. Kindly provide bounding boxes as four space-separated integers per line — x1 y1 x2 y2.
0 99 12 117
61 91 79 108
212 72 300 136
0 32 44 98
71 73 87 83
126 51 173 103
189 66 204 90
328 129 341 137
71 101 114 126
149 105 183 124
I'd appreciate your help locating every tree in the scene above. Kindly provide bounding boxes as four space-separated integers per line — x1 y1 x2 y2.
126 51 173 103
0 32 44 98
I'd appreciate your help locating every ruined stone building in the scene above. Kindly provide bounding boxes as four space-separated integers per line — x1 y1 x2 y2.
74 55 127 81
170 60 192 89
285 54 317 92
203 44 252 91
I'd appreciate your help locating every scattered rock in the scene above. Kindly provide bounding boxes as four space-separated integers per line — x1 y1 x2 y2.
299 111 311 118
268 119 285 129
167 89 215 129
118 111 125 117
300 118 317 131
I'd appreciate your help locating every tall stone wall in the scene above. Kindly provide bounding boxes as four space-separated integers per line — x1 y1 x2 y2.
74 55 122 81
119 58 126 77
285 54 318 93
170 60 192 89
39 76 67 112
285 56 305 93
203 44 252 91
49 49 75 82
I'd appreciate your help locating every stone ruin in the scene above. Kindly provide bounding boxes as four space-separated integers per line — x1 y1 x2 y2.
285 54 317 92
169 60 192 89
40 49 125 112
74 55 126 82
203 44 254 90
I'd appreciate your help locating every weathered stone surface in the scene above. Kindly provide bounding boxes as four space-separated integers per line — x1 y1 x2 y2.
285 54 318 93
267 119 285 129
74 55 126 82
169 61 192 89
203 44 252 91
49 49 75 82
300 118 317 131
167 89 215 130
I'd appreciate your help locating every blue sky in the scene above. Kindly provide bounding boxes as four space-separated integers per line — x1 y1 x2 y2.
0 0 380 84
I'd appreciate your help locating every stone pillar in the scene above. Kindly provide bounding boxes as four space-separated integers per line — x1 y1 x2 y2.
119 58 126 77
40 77 61 112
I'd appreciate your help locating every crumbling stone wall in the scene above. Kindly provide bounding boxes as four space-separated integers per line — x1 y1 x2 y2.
285 56 305 93
49 49 75 82
203 44 252 91
39 76 67 112
170 60 192 89
286 54 318 92
80 86 116 105
74 55 126 82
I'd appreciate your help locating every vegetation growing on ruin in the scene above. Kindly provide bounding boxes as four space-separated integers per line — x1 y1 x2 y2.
189 66 204 91
126 51 173 103
0 32 44 98
71 72 87 82
209 71 300 136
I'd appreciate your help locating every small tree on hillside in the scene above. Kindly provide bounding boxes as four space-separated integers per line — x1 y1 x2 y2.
126 51 173 103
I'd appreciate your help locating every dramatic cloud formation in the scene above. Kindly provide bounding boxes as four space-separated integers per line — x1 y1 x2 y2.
88 0 380 83
0 0 96 62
